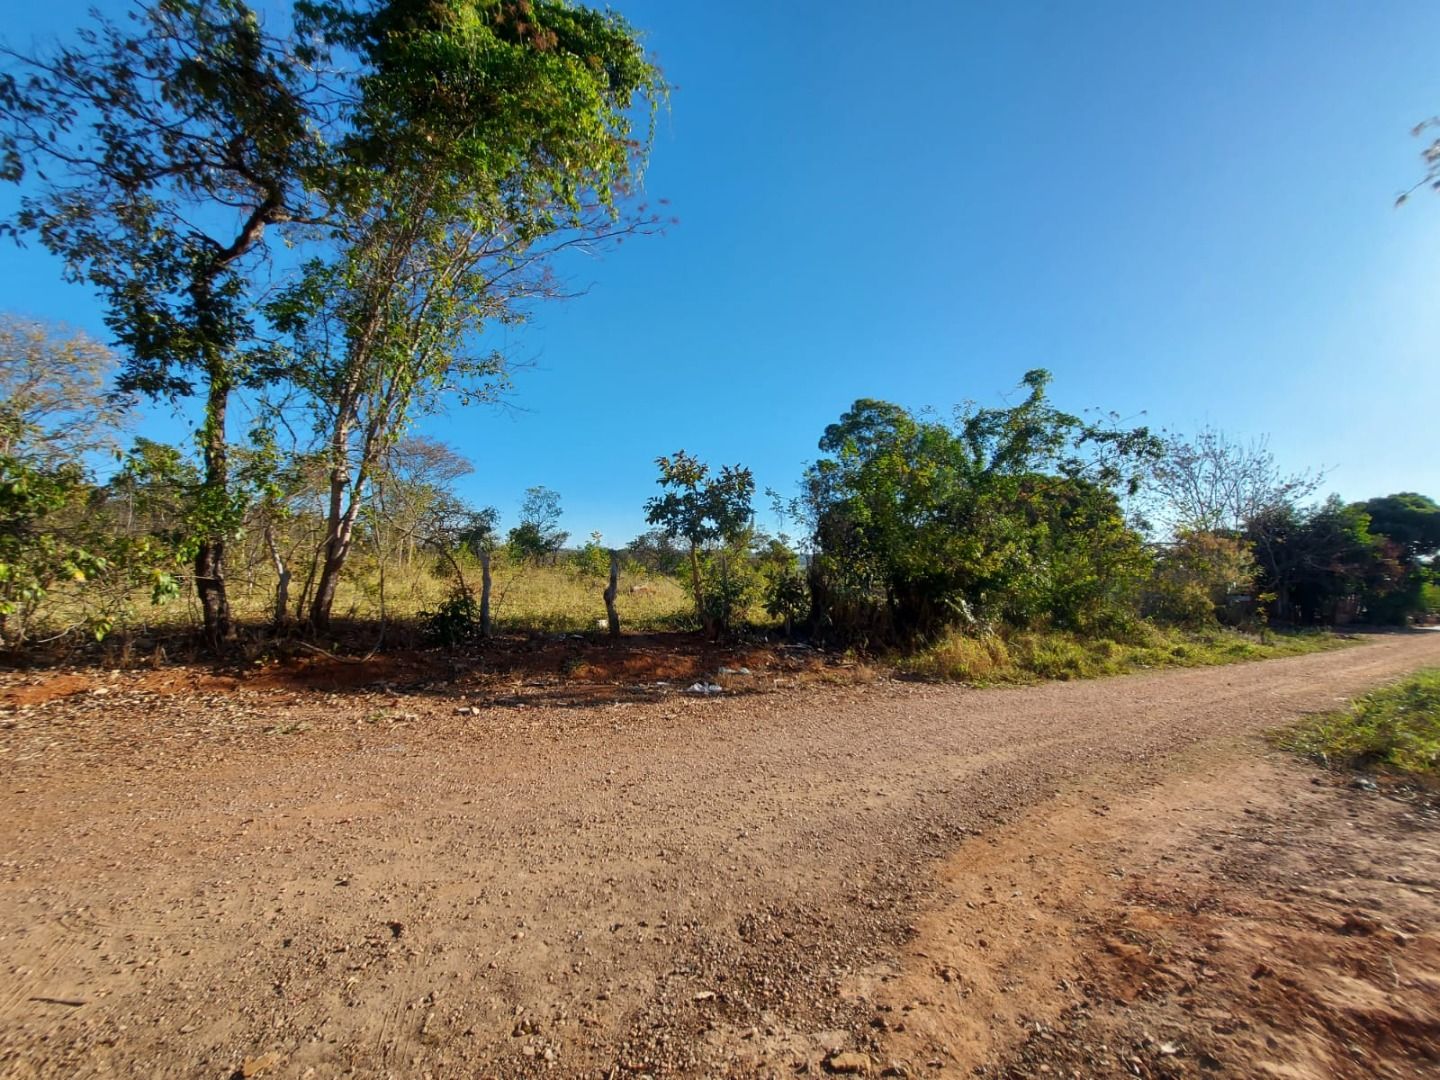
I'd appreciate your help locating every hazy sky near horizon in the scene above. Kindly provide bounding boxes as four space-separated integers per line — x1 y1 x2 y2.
3 0 1439 543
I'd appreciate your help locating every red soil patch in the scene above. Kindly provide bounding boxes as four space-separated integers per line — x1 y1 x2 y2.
0 634 823 709
0 672 93 707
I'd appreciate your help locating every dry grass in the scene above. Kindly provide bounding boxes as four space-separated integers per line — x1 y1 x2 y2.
901 624 1352 684
69 556 697 641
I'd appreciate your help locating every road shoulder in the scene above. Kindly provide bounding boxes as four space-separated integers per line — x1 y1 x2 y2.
861 743 1440 1078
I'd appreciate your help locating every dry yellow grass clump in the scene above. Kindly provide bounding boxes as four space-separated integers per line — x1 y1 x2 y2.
902 624 1350 684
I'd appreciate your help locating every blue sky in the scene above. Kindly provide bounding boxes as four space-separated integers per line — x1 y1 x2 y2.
3 0 1440 544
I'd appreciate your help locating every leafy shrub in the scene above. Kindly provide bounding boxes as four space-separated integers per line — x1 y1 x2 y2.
419 589 483 648
697 547 759 636
571 531 612 580
764 570 809 634
794 372 1160 645
1145 530 1258 628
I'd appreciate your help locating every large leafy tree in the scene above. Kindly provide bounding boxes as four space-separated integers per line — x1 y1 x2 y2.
274 0 665 629
3 0 665 642
0 0 333 648
1354 493 1440 623
1360 493 1440 560
1246 498 1404 624
799 371 1160 642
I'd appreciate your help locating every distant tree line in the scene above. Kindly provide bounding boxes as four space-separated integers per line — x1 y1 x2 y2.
1 318 1435 653
3 1 1436 655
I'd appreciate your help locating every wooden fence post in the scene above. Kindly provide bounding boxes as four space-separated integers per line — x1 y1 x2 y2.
480 551 493 638
603 550 621 637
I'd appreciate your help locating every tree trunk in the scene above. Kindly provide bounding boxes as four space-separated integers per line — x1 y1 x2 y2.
688 542 714 638
603 550 620 637
195 374 232 650
716 550 731 639
308 529 353 632
264 525 291 630
480 551 492 638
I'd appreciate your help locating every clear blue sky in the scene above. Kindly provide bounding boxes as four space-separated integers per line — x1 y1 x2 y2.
3 0 1439 544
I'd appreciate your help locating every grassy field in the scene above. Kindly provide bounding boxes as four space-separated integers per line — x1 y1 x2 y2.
215 557 699 635
1279 667 1440 775
899 624 1351 684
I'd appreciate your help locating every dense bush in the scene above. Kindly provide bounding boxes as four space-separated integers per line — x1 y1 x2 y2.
794 372 1160 644
1145 530 1258 628
419 590 484 648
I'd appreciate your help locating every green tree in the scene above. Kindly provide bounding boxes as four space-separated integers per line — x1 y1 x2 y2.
273 0 665 629
799 371 1160 643
1248 498 1403 625
1354 493 1440 623
1 0 332 648
1360 493 1440 560
645 451 755 637
507 486 568 564
573 531 612 580
0 325 179 645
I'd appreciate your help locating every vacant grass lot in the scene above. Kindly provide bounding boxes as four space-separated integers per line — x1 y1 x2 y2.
101 558 698 639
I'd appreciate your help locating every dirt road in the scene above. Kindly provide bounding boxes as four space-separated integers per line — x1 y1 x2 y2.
2 634 1438 1078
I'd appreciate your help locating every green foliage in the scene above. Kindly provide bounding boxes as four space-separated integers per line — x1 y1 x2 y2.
1146 530 1258 628
572 531 612 579
0 450 185 646
0 321 184 646
4 0 666 642
645 452 756 551
755 535 808 632
508 486 568 564
0 0 323 399
800 371 1161 643
1353 493 1440 624
1280 669 1440 774
0 454 105 642
269 0 664 628
419 588 484 648
696 542 760 635
1 0 336 644
1248 497 1405 624
1359 493 1440 558
644 451 756 635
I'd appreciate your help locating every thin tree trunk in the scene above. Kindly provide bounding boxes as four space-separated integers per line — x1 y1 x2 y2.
688 541 713 638
480 551 492 638
603 550 620 638
195 373 232 650
264 525 291 630
309 420 352 631
309 512 358 631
